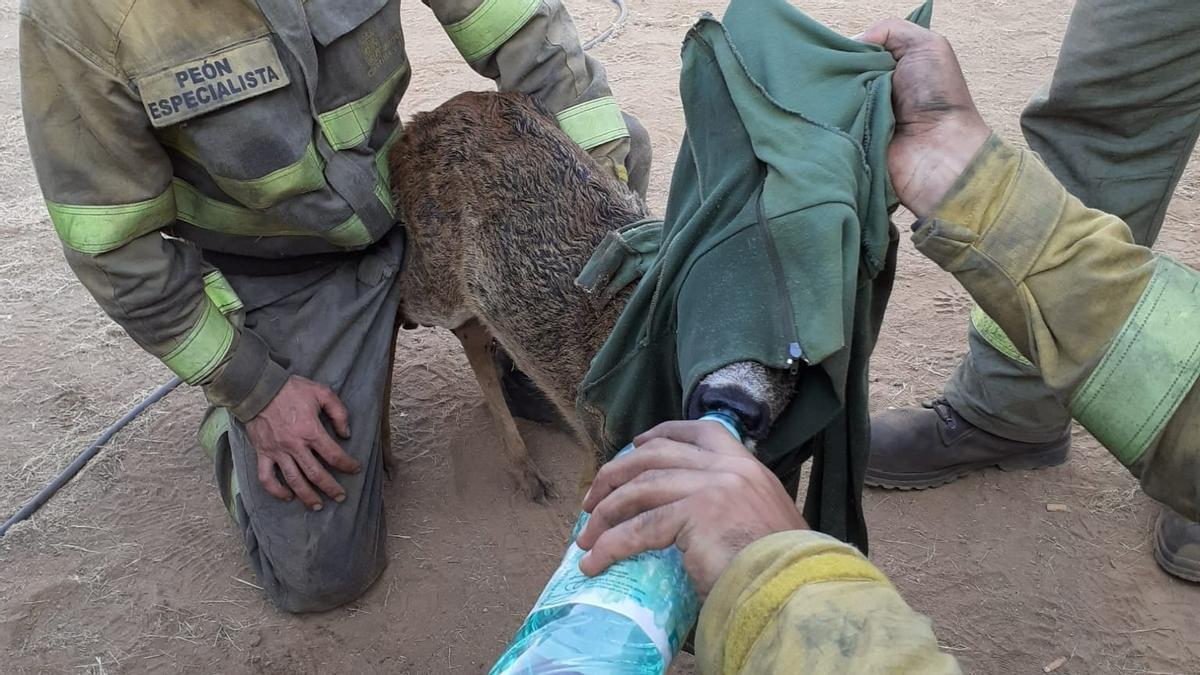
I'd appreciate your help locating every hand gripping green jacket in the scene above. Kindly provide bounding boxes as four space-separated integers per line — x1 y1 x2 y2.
576 0 933 548
20 0 632 421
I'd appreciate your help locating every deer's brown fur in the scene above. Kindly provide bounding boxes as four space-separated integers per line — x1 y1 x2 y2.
388 91 645 498
389 91 797 500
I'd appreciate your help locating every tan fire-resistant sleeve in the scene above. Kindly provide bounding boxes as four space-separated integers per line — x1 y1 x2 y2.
424 0 636 182
20 13 289 421
696 531 959 675
914 135 1200 520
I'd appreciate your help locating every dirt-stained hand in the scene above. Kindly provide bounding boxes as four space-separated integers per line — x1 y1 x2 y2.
575 420 807 597
857 19 991 216
245 375 360 510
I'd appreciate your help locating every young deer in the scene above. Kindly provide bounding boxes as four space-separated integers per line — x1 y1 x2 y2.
388 91 792 499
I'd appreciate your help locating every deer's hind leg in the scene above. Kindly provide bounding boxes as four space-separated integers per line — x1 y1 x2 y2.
452 318 553 501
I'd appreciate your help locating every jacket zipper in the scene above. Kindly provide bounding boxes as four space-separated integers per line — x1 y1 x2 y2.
756 191 804 374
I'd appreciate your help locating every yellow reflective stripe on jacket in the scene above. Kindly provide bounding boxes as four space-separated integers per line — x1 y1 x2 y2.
174 179 310 237
214 143 326 209
46 190 176 255
554 96 629 150
723 549 891 674
374 125 404 218
158 128 327 210
970 304 1033 367
1070 256 1200 466
318 62 410 151
199 407 231 460
374 176 395 218
162 295 236 384
202 270 244 315
173 179 373 248
444 0 540 63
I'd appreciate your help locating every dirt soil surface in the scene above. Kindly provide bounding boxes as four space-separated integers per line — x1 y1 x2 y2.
2 0 1199 673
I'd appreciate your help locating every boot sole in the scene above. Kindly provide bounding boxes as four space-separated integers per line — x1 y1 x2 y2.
865 444 1070 490
1154 531 1200 583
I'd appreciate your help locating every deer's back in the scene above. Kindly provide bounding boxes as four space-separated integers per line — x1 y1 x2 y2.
388 91 644 343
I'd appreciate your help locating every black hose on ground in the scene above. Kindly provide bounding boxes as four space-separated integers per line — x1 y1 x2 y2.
0 377 183 538
0 0 630 540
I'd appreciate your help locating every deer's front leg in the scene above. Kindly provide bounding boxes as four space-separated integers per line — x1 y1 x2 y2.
453 318 553 501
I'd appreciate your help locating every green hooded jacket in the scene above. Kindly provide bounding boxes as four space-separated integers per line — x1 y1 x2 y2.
576 0 932 549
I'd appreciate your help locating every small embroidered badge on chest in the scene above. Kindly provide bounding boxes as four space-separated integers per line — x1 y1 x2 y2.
136 36 292 128
359 25 401 77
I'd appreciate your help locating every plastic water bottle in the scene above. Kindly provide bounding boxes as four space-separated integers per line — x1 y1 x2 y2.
490 411 744 675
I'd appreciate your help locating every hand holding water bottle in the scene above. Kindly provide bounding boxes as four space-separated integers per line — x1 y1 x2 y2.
577 420 809 597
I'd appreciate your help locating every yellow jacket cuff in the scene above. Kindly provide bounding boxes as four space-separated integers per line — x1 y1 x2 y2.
697 531 890 673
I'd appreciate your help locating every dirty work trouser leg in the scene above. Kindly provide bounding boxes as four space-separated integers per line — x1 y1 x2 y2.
202 230 405 613
944 0 1200 443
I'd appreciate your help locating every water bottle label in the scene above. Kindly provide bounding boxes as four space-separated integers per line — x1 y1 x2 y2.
526 513 699 666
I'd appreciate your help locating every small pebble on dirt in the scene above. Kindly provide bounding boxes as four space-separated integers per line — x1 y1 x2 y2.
1043 656 1067 672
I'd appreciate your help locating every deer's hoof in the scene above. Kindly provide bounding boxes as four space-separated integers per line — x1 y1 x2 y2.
516 464 555 503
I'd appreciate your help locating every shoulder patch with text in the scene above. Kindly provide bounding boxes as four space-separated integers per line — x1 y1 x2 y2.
136 37 292 128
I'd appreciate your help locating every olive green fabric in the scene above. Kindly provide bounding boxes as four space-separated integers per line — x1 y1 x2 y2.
696 531 959 674
576 0 932 549
21 0 635 422
915 136 1200 522
575 219 664 306
943 0 1200 444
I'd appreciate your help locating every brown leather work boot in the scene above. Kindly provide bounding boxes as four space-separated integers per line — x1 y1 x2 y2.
866 398 1071 489
1154 509 1200 583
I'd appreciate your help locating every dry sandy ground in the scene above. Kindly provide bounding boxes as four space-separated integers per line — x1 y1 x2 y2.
2 0 1199 673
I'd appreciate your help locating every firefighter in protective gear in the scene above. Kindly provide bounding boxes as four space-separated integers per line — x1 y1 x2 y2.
866 0 1200 582
20 0 648 613
579 19 1200 673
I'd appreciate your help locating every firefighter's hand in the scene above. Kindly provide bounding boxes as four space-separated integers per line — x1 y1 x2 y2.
575 420 807 597
620 111 652 199
246 375 360 510
856 19 990 217
587 111 652 199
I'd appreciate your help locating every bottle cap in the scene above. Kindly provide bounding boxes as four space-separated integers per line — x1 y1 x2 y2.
698 410 744 442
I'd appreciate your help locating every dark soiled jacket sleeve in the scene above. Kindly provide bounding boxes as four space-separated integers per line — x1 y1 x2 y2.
425 0 635 182
20 14 289 421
